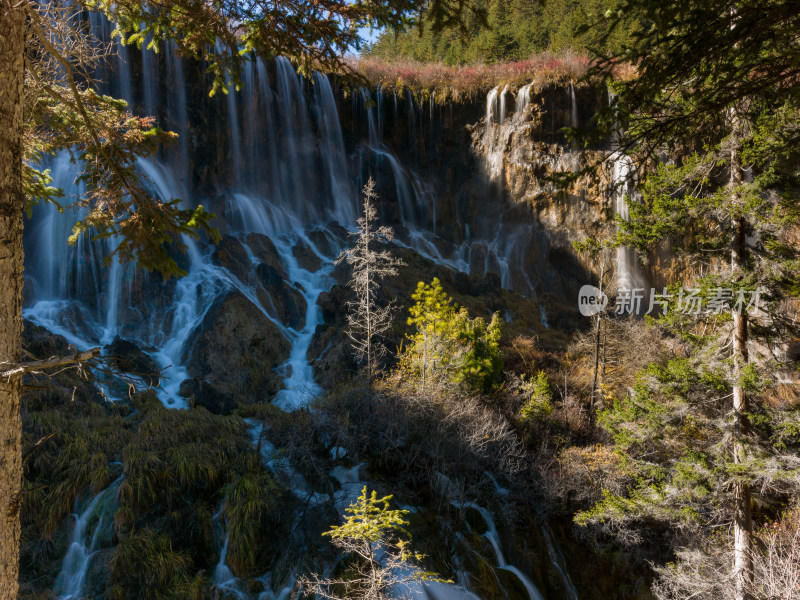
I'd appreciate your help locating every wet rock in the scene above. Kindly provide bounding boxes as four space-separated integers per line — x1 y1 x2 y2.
23 319 71 358
291 238 323 272
307 225 346 259
245 233 286 279
22 320 102 407
309 285 357 388
84 548 113 600
180 291 290 411
254 264 307 330
179 377 235 415
212 235 251 282
454 271 502 298
495 567 537 600
317 285 350 325
307 323 357 390
104 337 161 387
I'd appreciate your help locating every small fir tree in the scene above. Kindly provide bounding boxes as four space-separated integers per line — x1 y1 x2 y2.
300 486 444 600
519 370 553 423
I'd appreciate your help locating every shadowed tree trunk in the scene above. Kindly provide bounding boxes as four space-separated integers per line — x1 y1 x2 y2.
730 142 753 600
0 1 26 599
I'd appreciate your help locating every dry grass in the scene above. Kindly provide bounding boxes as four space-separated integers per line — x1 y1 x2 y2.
353 52 593 102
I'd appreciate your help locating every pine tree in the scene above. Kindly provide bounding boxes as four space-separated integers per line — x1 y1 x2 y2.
337 178 404 382
300 486 443 600
404 278 503 393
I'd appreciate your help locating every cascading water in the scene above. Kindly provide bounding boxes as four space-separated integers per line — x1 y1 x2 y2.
498 84 510 125
24 38 362 408
53 475 123 600
463 503 546 600
516 82 534 114
607 88 647 299
569 82 579 129
486 86 499 129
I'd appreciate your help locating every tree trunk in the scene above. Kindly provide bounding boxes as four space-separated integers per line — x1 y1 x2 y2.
0 2 26 599
590 261 606 409
730 113 753 598
732 215 753 600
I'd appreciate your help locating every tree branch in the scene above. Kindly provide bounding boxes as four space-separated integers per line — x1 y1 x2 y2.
0 347 100 379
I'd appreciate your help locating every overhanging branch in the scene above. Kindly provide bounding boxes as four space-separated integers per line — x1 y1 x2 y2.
0 347 101 379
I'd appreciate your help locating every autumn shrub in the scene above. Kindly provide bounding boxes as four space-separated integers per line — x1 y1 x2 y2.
313 378 523 502
354 52 593 102
552 444 630 508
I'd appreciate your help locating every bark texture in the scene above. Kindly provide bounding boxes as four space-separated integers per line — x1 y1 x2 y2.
731 185 753 598
0 1 25 599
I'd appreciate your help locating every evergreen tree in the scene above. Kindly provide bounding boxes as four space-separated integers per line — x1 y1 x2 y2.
574 3 800 597
300 486 442 600
404 278 503 393
368 0 637 65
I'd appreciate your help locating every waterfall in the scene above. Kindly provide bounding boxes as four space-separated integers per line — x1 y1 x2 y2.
542 524 580 600
270 233 330 411
569 82 579 128
498 84 510 125
212 505 251 600
25 12 548 417
444 502 546 600
225 72 244 186
53 476 123 600
486 86 499 129
611 151 645 294
313 72 356 223
516 82 534 114
140 35 158 116
607 89 647 299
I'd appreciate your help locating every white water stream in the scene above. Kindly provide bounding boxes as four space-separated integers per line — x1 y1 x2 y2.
53 476 123 600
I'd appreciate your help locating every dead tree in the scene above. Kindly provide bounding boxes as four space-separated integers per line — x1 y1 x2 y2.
337 178 404 382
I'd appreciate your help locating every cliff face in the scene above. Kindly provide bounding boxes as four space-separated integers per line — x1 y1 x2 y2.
336 81 620 326
340 80 697 314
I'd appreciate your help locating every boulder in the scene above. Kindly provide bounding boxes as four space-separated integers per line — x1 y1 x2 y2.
291 238 323 272
245 233 287 279
23 319 71 358
254 264 307 330
104 337 161 387
307 225 346 260
316 285 350 325
212 235 251 282
22 320 101 407
180 291 290 412
179 378 236 415
307 323 357 390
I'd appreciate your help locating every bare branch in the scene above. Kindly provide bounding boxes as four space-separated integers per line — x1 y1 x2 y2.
0 347 100 379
